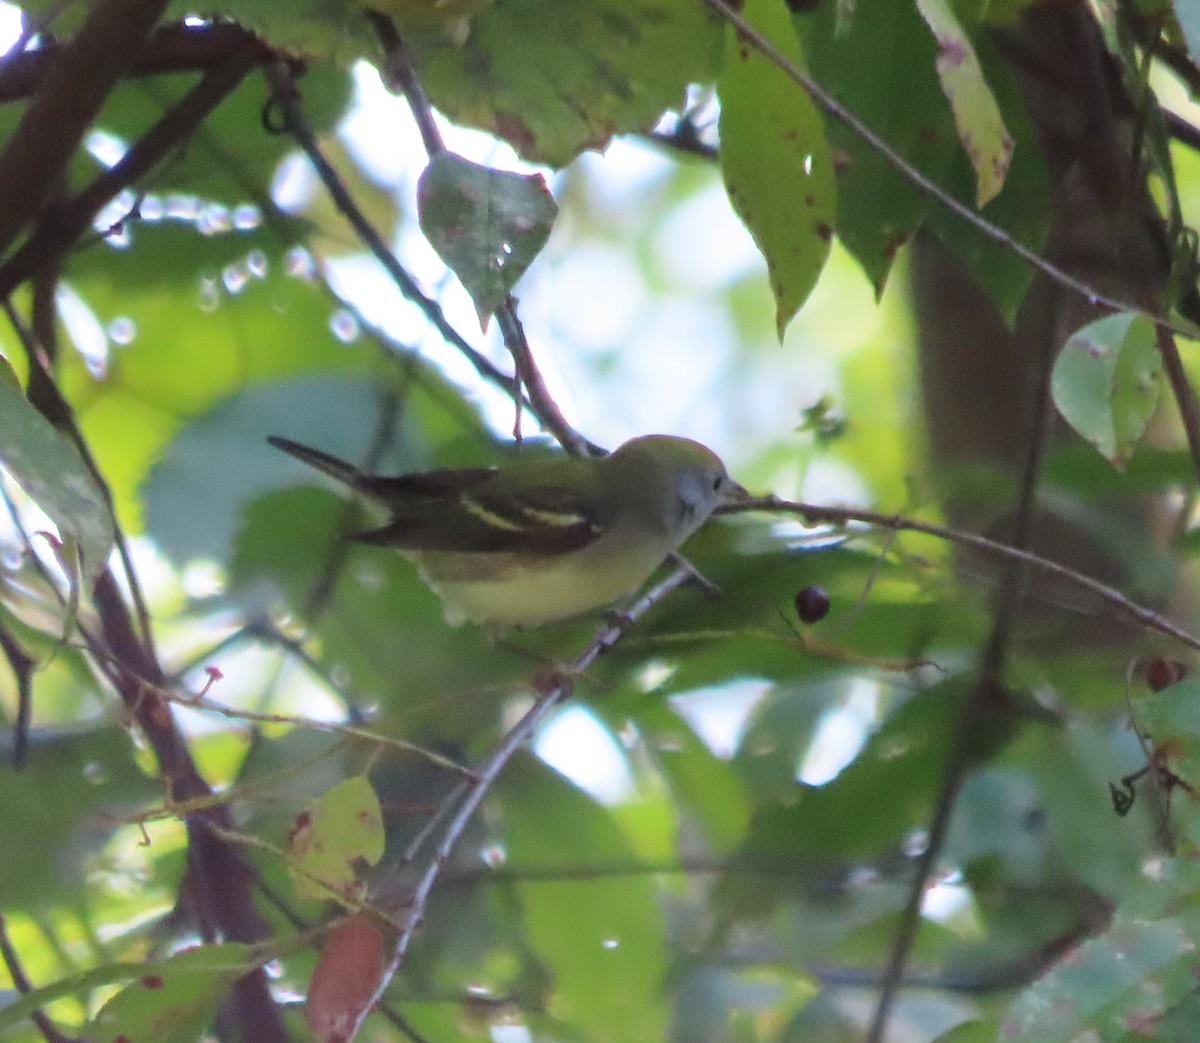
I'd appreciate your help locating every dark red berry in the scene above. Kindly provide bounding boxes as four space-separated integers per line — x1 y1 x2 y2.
1145 658 1187 692
794 585 830 624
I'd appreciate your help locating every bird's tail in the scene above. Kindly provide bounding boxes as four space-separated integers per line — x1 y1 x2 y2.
267 436 363 489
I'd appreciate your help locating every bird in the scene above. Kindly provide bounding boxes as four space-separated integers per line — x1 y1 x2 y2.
267 434 746 626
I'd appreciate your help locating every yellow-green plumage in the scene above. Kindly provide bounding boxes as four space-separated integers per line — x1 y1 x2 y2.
268 434 744 626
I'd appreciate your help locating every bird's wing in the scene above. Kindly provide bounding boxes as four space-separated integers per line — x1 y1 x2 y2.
352 480 606 554
354 467 501 505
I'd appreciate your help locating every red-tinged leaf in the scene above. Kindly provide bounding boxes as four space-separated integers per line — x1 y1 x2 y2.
914 0 1013 206
287 776 385 902
305 915 388 1043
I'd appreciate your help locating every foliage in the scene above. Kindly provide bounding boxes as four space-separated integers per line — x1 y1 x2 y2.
2 2 1200 1043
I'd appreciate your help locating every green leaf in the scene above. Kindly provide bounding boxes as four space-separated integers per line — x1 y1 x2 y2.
797 0 954 294
0 959 145 1036
88 943 272 1043
0 382 114 582
1002 910 1200 1042
718 0 835 338
287 775 385 902
919 34 1049 322
1050 312 1161 469
0 727 159 909
417 153 557 328
930 1021 1001 1043
1132 677 1200 791
501 757 669 1042
416 0 724 165
143 376 389 568
914 0 1013 206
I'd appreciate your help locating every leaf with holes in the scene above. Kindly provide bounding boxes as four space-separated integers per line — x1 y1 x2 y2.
1051 312 1161 470
287 775 385 902
0 381 113 581
717 0 835 339
417 152 557 329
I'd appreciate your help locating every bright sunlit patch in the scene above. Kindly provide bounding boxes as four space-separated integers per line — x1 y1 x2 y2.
180 558 226 599
56 283 109 378
797 678 880 785
535 705 635 803
922 872 983 937
0 4 21 52
574 138 675 208
339 62 427 187
546 242 647 352
272 153 315 212
669 679 772 759
86 129 127 168
491 1025 532 1043
637 659 676 693
651 181 764 290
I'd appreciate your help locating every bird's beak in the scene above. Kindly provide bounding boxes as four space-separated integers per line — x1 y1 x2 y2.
722 479 752 504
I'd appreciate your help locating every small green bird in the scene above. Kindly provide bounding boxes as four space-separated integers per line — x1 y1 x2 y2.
268 434 746 626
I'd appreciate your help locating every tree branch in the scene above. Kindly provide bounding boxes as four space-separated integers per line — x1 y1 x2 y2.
733 497 1200 654
0 45 260 299
344 566 699 1040
0 0 172 261
0 23 275 104
0 913 80 1043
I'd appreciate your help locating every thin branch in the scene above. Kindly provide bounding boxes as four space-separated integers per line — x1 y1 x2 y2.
645 123 720 162
866 412 1060 1038
263 60 540 414
731 497 1200 653
0 46 261 299
0 619 35 768
366 19 591 454
157 671 471 778
1164 109 1200 155
1156 325 1200 483
0 23 275 104
344 565 699 1040
367 13 445 157
0 0 172 262
494 298 590 454
0 913 81 1043
698 0 1200 342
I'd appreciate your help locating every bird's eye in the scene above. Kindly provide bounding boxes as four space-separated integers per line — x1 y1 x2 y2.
712 475 724 492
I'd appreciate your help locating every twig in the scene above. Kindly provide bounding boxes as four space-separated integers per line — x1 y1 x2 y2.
0 23 275 104
0 46 261 299
342 566 697 1041
161 683 472 777
0 619 35 769
365 19 591 454
494 297 590 454
367 13 445 157
263 61 538 412
0 913 81 1043
1156 325 1200 483
731 497 1200 653
0 0 172 262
